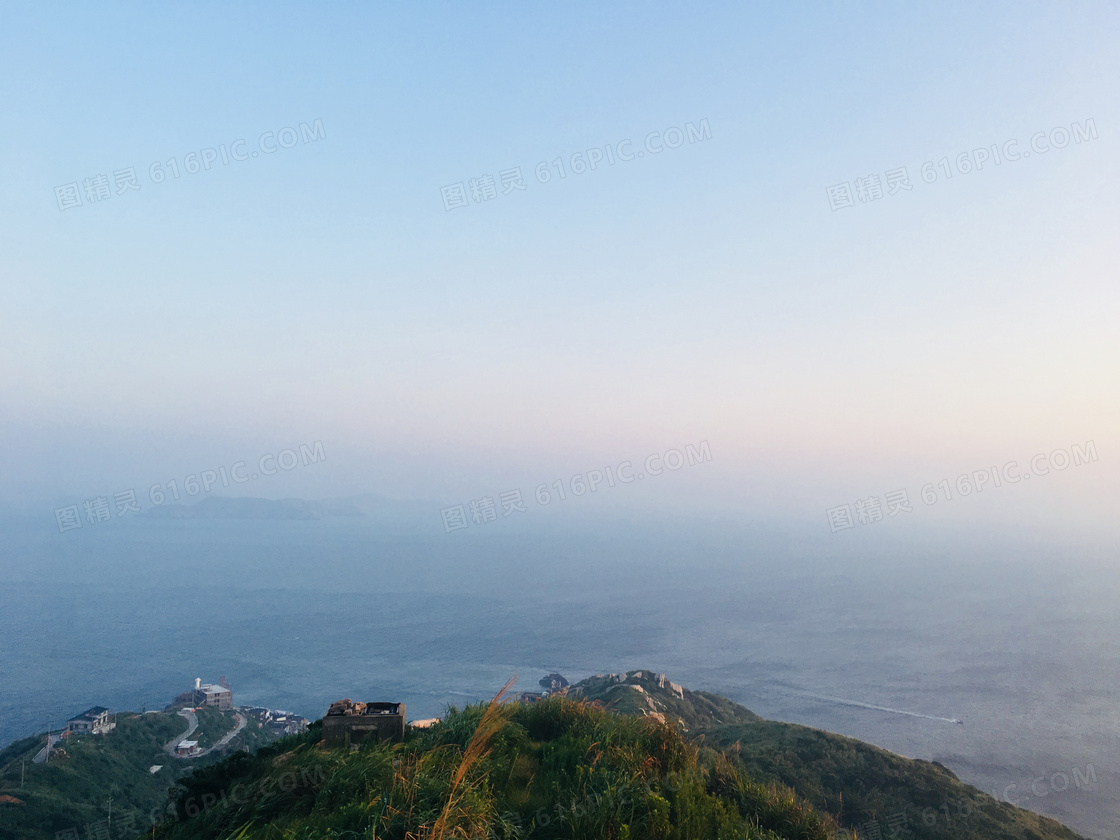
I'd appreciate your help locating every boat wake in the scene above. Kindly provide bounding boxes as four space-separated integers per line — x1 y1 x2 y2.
794 690 963 725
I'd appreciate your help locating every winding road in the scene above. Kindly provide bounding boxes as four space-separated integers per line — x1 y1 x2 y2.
164 709 246 758
208 712 246 753
164 709 198 756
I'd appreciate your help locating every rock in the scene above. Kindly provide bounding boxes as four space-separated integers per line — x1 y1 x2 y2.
538 673 570 692
656 674 685 699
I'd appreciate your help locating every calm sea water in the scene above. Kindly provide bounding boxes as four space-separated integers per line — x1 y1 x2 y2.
1 511 1116 838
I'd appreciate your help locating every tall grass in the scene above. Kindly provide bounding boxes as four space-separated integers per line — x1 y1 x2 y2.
429 676 517 840
150 685 846 840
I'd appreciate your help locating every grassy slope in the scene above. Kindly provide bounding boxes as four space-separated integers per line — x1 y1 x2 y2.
0 672 1091 840
152 699 840 840
190 707 235 751
0 712 186 840
569 670 1086 840
705 720 1085 840
229 716 282 756
0 710 281 840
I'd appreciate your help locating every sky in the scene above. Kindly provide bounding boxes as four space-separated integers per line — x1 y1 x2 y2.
0 1 1117 544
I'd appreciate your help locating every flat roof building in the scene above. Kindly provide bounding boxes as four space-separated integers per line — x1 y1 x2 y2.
170 678 234 711
322 699 405 748
176 740 201 757
196 683 232 710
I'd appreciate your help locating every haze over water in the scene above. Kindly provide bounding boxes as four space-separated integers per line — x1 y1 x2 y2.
2 3 1119 840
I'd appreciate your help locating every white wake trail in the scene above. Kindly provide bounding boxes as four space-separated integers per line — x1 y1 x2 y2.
795 691 962 725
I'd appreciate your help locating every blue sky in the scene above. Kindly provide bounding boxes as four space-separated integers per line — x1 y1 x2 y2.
1 2 1117 541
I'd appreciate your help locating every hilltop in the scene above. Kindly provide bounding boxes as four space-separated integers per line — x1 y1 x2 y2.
568 670 762 730
148 693 838 840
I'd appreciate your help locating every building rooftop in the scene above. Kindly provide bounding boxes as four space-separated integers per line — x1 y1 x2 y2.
69 706 110 721
327 699 403 716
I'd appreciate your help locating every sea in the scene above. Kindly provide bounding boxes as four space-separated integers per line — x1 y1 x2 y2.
1 507 1116 839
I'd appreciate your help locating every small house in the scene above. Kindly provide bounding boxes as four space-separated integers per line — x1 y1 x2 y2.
66 707 115 736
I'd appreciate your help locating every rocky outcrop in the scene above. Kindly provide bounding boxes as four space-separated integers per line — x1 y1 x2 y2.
538 673 569 692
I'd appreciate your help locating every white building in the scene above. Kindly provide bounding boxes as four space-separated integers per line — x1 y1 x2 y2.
66 707 115 736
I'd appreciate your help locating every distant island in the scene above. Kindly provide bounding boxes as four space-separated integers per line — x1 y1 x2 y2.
142 496 365 520
138 494 435 521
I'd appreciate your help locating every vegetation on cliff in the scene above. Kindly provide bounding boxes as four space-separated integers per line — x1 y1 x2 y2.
153 690 837 840
0 709 278 840
0 671 1091 840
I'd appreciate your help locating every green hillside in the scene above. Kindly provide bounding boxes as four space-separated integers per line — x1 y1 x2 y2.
141 674 1088 840
567 670 1085 840
0 673 1091 840
704 721 1083 840
151 695 839 840
0 709 281 840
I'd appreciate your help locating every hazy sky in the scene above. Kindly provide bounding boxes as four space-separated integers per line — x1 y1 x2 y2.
1 2 1117 541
